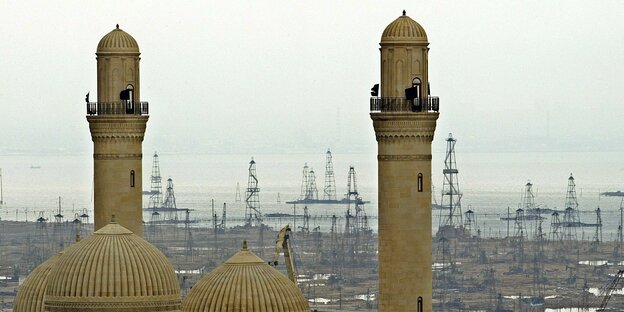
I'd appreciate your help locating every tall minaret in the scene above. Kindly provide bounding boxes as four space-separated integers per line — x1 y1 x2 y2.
87 25 148 236
370 11 439 312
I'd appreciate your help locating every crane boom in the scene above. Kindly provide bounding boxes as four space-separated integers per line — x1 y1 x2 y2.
270 225 298 284
598 269 624 311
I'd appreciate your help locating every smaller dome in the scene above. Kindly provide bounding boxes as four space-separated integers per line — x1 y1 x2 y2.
381 11 428 44
183 241 310 312
44 222 181 311
13 254 60 312
97 24 140 54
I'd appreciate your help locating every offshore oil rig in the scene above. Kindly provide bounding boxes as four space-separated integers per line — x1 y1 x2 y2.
286 149 369 205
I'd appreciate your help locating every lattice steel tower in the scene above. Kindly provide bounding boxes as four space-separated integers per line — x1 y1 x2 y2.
148 152 163 209
306 169 319 200
299 163 309 200
323 149 337 200
563 174 580 241
162 178 178 221
245 158 261 226
440 133 462 229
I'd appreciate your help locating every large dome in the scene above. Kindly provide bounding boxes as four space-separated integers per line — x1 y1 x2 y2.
381 11 428 44
43 223 181 311
13 254 60 312
97 24 140 54
183 242 310 312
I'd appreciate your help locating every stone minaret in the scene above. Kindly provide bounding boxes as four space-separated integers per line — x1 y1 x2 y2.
87 25 148 236
370 11 439 312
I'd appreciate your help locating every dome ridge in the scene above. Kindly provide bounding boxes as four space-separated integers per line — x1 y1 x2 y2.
97 25 140 54
13 254 61 312
381 12 428 44
183 246 310 312
44 223 181 311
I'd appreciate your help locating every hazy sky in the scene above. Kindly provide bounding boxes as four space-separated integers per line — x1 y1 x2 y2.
1 0 623 155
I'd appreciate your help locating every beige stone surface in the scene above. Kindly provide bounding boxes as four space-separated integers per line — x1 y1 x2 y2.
43 223 182 311
13 254 60 312
183 242 310 312
88 25 147 236
373 12 438 312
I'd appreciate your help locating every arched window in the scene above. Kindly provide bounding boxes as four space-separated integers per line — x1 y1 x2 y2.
418 296 423 312
130 170 135 187
418 173 423 192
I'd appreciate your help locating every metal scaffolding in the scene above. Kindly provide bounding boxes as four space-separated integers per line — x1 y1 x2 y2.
323 149 337 200
245 158 261 227
148 152 163 210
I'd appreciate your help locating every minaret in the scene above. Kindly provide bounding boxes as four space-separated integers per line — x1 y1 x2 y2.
87 25 148 236
370 11 439 312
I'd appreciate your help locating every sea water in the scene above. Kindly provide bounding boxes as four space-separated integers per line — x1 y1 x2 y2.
1 151 624 238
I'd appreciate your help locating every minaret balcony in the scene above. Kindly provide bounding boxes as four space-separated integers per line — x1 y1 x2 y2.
370 96 439 113
86 101 149 116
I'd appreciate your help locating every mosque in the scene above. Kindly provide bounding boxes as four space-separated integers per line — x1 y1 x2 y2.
13 10 438 312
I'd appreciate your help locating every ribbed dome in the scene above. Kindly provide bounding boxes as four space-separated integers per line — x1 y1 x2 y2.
183 242 310 312
97 24 140 54
381 11 428 44
44 223 181 311
13 254 60 312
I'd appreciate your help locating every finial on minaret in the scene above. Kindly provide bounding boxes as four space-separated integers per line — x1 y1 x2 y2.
75 233 81 242
402 10 406 16
242 240 248 250
116 24 119 29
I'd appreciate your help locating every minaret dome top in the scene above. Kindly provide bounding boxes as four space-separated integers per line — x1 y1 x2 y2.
381 11 428 44
96 25 140 54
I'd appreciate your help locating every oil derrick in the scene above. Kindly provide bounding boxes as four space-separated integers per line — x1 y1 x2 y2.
312 225 322 264
52 196 66 253
462 209 477 257
591 207 603 251
306 169 319 200
184 209 194 262
245 158 263 256
148 211 165 251
483 267 497 310
329 214 340 277
344 166 370 264
34 211 49 265
464 209 477 238
300 206 310 234
549 211 562 242
245 158 261 227
299 163 309 200
148 152 163 209
532 219 546 299
511 208 526 273
323 149 337 200
79 208 89 225
521 181 536 212
162 178 179 221
70 213 82 241
439 133 463 239
235 182 241 202
562 173 580 241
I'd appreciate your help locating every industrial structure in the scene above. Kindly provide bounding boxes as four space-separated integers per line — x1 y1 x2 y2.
323 149 337 200
147 152 163 209
370 10 439 311
244 158 261 227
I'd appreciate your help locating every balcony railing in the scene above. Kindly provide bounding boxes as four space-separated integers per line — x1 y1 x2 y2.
86 101 149 116
370 96 439 113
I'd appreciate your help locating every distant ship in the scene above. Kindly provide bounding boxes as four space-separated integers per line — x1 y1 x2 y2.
601 190 624 197
30 165 41 169
285 198 370 205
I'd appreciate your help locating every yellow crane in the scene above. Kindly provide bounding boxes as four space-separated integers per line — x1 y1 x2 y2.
270 225 298 284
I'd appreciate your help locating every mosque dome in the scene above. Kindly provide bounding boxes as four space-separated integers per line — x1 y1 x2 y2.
381 11 428 44
43 223 181 311
183 242 310 312
96 24 140 54
13 254 60 312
